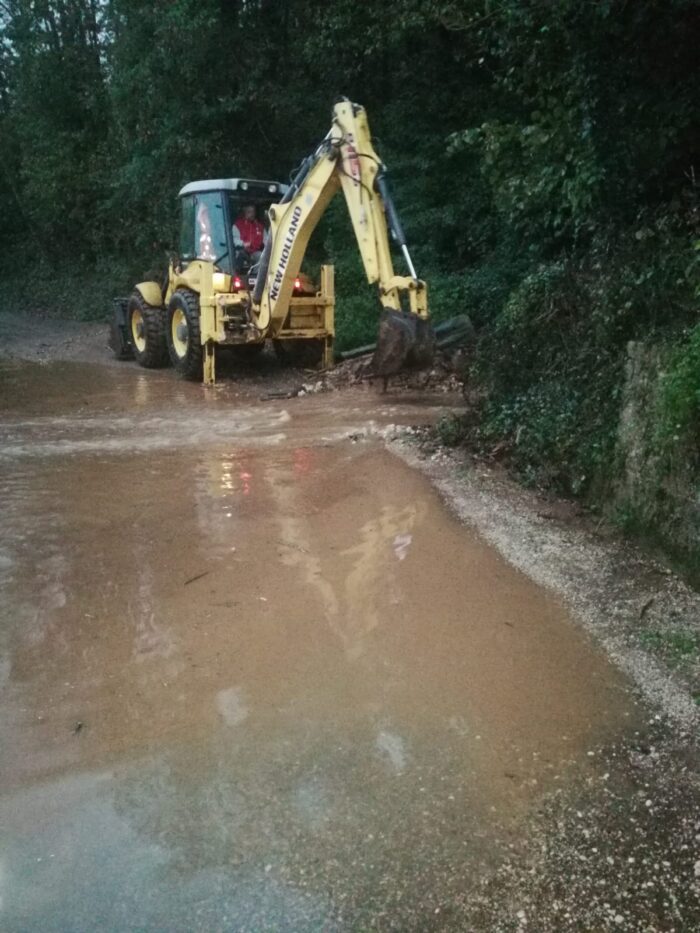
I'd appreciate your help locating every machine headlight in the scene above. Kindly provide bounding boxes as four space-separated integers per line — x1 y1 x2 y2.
212 271 229 292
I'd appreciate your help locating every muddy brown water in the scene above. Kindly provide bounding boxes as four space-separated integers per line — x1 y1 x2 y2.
0 361 637 931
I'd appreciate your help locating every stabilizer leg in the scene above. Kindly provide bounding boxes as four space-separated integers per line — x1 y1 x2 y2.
203 341 216 385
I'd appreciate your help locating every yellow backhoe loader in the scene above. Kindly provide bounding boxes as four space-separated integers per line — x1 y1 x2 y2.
109 98 434 384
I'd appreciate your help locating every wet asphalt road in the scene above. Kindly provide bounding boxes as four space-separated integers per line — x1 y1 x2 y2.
0 360 637 931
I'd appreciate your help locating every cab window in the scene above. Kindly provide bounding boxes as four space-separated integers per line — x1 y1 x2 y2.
180 191 231 271
197 192 228 269
179 195 195 259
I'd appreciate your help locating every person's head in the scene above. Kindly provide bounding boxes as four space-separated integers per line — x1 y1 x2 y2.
241 204 256 221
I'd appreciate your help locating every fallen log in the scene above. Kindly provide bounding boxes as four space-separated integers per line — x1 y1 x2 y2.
337 315 474 361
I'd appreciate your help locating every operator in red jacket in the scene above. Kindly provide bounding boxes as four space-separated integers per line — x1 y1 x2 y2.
233 204 264 268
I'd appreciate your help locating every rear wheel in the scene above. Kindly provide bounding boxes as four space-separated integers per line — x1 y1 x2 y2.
230 343 265 362
108 318 132 360
273 338 324 368
128 291 168 368
108 299 133 361
166 288 203 380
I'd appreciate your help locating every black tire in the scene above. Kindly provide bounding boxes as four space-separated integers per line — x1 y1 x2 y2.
108 298 133 360
230 342 265 362
128 291 168 368
273 338 324 368
166 288 203 380
108 318 133 360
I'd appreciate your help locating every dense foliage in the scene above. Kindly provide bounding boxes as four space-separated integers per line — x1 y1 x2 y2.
1 1 698 514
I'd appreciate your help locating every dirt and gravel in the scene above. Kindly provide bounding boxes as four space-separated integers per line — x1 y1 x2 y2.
387 431 700 931
1 311 699 931
0 309 114 365
0 309 466 395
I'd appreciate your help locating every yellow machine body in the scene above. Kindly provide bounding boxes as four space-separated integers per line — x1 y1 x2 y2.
256 99 428 338
118 99 430 384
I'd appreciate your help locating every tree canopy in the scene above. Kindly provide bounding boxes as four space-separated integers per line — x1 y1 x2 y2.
1 0 698 505
1 1 696 264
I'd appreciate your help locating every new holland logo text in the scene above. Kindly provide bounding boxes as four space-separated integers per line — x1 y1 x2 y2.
344 132 361 186
269 206 303 301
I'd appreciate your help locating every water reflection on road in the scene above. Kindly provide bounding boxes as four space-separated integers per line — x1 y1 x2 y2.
0 361 636 931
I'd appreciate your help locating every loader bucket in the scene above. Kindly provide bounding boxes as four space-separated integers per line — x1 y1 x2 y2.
372 308 435 378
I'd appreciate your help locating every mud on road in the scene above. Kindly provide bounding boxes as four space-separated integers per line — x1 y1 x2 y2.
0 320 699 931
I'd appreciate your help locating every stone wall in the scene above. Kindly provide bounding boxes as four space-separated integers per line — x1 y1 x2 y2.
614 340 700 573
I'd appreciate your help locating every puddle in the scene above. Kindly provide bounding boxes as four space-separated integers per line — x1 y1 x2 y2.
0 361 637 930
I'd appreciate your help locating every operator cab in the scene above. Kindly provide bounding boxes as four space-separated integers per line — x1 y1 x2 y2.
177 178 289 279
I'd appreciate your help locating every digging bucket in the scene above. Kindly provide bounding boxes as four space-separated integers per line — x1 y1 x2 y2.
371 308 435 377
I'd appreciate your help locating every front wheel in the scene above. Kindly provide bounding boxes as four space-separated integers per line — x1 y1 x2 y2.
166 288 203 380
128 291 168 368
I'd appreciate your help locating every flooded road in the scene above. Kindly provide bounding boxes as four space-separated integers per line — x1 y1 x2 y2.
0 361 637 931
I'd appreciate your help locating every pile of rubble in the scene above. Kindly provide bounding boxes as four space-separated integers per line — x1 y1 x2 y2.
260 315 474 399
325 345 468 394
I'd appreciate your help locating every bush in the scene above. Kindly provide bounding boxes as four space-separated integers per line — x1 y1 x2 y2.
659 323 700 448
436 414 465 448
0 257 144 321
470 218 697 495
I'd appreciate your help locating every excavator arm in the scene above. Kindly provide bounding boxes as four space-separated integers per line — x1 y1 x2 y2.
251 99 434 376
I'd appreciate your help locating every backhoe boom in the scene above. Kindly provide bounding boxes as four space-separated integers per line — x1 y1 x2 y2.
111 99 433 384
252 99 433 374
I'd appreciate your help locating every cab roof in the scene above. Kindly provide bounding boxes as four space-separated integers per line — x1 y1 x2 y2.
178 178 289 197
